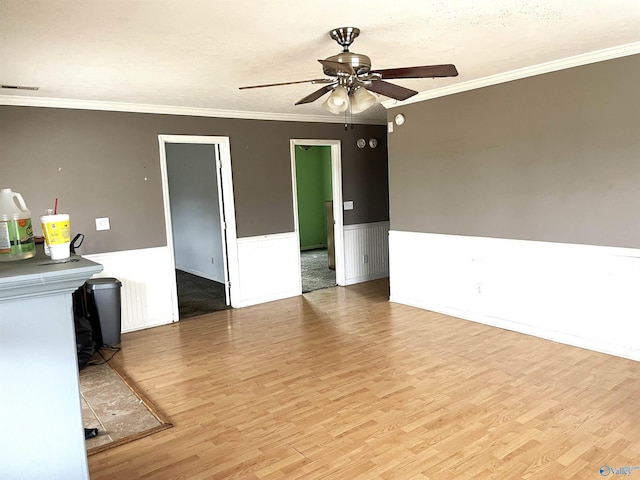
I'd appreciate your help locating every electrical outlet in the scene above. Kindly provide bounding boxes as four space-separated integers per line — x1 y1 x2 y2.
211 257 215 264
363 254 369 264
95 217 110 231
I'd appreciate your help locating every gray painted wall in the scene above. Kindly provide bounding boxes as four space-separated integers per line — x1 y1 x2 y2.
0 107 389 254
166 143 224 282
388 54 640 248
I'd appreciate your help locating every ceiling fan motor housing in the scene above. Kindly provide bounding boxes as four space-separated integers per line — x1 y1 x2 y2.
324 27 371 77
323 52 372 76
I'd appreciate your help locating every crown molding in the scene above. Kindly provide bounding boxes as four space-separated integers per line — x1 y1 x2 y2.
6 42 637 122
382 42 640 109
0 95 386 125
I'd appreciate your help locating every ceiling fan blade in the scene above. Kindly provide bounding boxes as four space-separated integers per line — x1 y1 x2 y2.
239 78 332 90
295 84 335 105
366 80 418 101
373 64 458 79
318 59 356 76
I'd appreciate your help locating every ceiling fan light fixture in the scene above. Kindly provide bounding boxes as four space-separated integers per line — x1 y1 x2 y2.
322 96 344 114
329 85 349 110
323 85 349 114
349 87 377 114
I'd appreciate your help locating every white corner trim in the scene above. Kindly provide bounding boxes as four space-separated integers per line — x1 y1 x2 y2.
0 95 385 125
382 41 640 109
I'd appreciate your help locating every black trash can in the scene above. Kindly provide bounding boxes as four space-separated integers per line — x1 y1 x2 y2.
85 277 123 347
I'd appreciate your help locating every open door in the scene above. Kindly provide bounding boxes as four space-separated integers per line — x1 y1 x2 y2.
158 135 239 321
214 144 230 305
290 139 345 288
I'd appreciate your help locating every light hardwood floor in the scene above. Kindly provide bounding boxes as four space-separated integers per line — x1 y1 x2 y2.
89 279 640 479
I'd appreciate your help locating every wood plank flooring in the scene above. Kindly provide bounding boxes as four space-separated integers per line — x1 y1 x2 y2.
89 279 640 479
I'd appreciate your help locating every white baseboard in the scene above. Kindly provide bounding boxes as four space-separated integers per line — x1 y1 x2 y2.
176 266 220 283
301 244 327 251
345 272 389 286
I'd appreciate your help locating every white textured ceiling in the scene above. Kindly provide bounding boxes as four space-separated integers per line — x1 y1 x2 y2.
1 0 639 123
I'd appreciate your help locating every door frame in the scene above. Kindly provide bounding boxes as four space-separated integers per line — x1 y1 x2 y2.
158 135 239 320
290 139 345 286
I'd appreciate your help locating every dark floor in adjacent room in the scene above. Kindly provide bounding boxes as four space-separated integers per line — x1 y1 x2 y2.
175 270 228 319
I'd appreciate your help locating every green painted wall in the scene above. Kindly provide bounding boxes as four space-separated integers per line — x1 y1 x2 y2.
295 146 332 250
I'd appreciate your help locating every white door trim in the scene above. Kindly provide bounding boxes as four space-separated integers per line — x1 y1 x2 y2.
158 135 240 320
290 139 346 286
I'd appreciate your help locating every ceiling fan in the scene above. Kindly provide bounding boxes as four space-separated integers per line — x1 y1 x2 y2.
239 27 458 115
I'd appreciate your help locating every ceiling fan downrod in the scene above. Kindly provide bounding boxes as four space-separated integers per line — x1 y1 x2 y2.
329 27 360 52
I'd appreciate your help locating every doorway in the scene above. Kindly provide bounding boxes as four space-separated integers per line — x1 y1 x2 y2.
158 135 239 321
290 139 345 291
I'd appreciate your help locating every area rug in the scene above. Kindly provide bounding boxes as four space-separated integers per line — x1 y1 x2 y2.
79 355 172 455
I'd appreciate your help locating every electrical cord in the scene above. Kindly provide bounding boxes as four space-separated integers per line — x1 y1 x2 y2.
87 345 121 366
98 345 121 363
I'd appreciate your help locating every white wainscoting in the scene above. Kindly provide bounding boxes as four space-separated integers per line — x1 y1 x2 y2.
344 222 390 285
389 231 640 361
79 226 390 333
236 232 301 307
82 233 302 331
83 247 176 333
